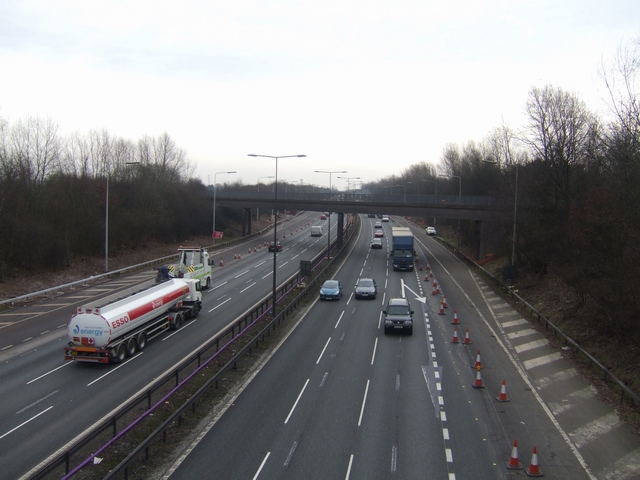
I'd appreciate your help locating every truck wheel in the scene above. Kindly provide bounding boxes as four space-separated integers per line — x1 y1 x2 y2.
192 305 201 319
136 332 147 351
111 344 126 363
126 337 137 357
172 313 183 330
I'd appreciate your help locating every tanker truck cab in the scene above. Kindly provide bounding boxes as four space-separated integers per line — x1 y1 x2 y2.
64 278 203 364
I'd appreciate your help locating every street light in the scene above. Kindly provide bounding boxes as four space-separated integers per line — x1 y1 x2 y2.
439 175 461 247
257 176 275 231
337 176 360 193
213 171 237 244
250 154 307 318
395 184 406 203
422 179 438 227
484 161 519 267
314 170 347 260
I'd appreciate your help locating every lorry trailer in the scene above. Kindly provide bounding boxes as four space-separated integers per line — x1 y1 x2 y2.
391 227 415 271
64 278 202 363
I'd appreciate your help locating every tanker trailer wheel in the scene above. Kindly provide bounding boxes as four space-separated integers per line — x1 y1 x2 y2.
111 344 127 363
171 313 183 330
136 332 147 351
126 337 137 357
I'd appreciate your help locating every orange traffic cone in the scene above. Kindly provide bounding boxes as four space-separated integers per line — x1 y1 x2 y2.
438 302 445 315
506 439 523 470
452 310 459 325
431 284 438 295
496 380 510 402
442 295 448 308
474 350 482 370
452 327 460 343
436 283 441 294
220 258 225 267
248 248 251 254
526 446 543 476
424 275 429 282
472 370 485 388
463 328 472 344
429 271 434 277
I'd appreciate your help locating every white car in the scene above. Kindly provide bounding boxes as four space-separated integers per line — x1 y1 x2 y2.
426 227 437 236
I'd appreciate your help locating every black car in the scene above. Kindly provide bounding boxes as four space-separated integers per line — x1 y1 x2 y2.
371 238 383 249
383 297 414 335
355 278 377 299
268 241 282 252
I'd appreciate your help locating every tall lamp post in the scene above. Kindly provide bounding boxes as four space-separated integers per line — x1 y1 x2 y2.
337 176 360 193
257 176 275 231
422 178 437 228
250 154 306 318
439 175 461 247
314 170 347 260
213 171 237 244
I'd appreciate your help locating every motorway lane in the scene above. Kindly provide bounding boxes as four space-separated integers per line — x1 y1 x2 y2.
168 216 498 479
167 215 595 479
0 212 335 480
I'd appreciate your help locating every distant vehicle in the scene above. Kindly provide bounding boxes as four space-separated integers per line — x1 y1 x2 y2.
320 214 327 220
319 280 342 300
374 221 382 228
268 241 282 252
383 297 414 335
374 230 384 238
311 225 323 237
391 227 414 271
367 214 376 218
382 215 390 222
426 226 437 236
355 278 377 299
371 238 383 249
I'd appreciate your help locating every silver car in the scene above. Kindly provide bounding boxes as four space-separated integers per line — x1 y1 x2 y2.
355 278 377 299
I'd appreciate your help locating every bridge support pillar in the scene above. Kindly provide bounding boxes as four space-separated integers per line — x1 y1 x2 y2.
473 220 487 260
242 208 252 236
337 213 344 248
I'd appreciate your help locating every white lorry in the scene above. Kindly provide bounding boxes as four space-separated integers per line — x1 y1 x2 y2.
158 246 213 289
311 225 323 237
64 278 202 363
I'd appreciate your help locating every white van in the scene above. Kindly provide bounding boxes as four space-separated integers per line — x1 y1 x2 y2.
311 225 323 237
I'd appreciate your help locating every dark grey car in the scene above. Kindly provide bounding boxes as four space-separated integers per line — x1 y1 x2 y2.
355 278 377 299
383 297 414 335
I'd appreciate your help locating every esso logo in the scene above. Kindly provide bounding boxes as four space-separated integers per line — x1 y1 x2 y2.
111 315 131 329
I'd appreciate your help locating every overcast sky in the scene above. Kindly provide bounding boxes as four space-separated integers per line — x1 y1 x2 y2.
1 1 638 189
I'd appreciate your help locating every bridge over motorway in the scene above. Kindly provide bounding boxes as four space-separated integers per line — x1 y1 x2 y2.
215 191 508 260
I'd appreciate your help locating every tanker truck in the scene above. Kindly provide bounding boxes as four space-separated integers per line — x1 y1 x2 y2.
64 278 202 363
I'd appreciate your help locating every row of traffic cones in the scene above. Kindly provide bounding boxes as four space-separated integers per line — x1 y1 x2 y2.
425 264 541 475
507 439 544 476
451 326 472 344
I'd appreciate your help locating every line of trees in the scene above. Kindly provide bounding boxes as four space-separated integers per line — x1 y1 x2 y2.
365 37 640 337
0 125 220 279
